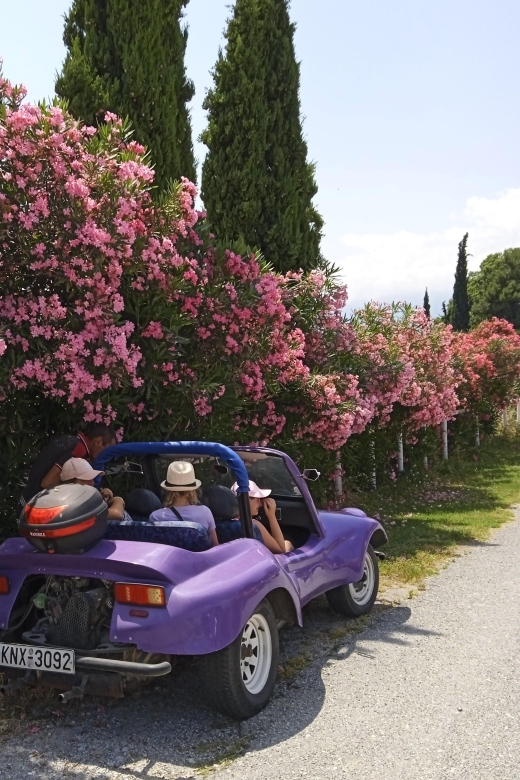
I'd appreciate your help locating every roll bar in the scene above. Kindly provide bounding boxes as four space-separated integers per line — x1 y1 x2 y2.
92 441 254 539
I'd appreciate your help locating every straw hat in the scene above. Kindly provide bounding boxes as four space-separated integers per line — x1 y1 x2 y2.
161 461 201 492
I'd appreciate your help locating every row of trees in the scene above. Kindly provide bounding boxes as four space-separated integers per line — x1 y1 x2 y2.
440 234 519 332
1 78 519 528
55 0 322 273
52 1 520 319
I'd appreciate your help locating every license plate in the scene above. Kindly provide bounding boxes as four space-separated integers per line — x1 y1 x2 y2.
0 643 75 674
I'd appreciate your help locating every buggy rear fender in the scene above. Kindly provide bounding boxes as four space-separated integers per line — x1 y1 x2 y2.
111 541 303 655
0 538 301 655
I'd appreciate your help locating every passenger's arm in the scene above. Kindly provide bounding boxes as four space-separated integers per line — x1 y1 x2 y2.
209 529 219 547
41 465 62 490
107 496 125 521
253 519 284 554
262 498 293 552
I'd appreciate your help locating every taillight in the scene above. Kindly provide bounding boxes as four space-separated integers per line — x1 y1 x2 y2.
114 583 166 607
25 504 66 525
0 576 9 595
21 517 96 538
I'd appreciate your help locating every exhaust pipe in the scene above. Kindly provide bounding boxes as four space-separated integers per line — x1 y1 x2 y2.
57 688 82 703
57 675 89 704
0 671 34 695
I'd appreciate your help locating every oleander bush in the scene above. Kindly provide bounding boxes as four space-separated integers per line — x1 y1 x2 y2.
1 70 520 532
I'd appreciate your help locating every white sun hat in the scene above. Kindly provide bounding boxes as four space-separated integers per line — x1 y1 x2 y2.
61 458 104 482
231 480 271 499
161 461 201 492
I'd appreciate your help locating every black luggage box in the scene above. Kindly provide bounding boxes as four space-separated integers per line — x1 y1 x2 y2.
19 484 108 554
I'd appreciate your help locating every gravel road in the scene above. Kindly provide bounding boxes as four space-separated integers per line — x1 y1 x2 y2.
1 510 519 780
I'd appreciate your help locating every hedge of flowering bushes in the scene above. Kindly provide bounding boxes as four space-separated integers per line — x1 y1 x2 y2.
1 72 520 529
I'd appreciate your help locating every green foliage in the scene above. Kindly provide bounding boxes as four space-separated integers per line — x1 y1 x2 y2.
55 0 196 189
468 248 520 330
451 232 471 331
201 0 323 273
358 430 520 586
0 396 80 538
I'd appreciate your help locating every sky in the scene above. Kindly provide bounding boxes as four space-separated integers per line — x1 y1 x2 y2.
1 0 519 314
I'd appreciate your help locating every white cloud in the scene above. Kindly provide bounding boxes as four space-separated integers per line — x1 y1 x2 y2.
336 188 520 315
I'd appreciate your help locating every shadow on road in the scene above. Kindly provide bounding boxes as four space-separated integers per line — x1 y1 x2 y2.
0 596 442 779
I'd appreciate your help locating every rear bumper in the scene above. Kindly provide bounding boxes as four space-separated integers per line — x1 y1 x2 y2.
0 656 171 679
1 657 172 698
75 656 171 676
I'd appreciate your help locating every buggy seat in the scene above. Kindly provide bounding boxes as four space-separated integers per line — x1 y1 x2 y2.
104 519 212 552
200 485 263 544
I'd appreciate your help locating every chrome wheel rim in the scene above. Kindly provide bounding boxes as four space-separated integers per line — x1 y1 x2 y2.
348 552 376 606
240 613 272 695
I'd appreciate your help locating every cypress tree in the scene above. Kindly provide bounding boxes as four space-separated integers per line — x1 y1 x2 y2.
201 0 323 273
55 0 196 189
423 288 431 319
451 232 471 331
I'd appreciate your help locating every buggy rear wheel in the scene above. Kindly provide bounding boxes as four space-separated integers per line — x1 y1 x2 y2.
201 598 279 720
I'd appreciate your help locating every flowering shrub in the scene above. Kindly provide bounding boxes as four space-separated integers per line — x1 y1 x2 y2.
452 318 520 415
1 69 520 528
351 303 458 432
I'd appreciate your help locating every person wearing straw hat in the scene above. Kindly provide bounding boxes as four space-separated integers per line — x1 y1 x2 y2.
149 461 219 547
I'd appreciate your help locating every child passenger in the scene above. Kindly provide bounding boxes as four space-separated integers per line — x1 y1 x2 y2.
232 480 294 554
149 461 219 547
60 457 127 521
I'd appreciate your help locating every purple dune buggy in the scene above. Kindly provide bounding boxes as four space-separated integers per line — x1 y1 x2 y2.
0 441 387 719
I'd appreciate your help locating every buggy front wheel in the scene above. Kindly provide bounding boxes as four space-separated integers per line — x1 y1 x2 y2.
326 544 379 617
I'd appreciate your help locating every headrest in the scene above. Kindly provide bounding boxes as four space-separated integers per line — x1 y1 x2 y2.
124 488 162 516
200 485 239 521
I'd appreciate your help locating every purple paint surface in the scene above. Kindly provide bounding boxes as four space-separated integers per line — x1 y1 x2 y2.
0 444 386 655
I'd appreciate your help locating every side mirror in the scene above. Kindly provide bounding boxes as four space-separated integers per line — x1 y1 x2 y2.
105 461 143 476
123 461 144 474
302 469 321 482
213 463 229 475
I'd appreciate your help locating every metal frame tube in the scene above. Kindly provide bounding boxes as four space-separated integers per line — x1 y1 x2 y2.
75 657 171 676
237 492 255 539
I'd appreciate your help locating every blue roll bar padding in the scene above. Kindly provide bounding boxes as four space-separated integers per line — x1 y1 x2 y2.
92 441 251 493
92 441 255 539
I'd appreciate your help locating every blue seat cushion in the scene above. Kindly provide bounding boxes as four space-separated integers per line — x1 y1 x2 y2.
216 520 263 545
104 520 212 552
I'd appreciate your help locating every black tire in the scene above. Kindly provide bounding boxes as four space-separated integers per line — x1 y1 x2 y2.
326 544 379 617
201 598 279 720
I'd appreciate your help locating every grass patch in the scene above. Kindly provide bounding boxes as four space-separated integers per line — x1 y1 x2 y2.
326 615 370 641
354 432 520 587
277 653 311 682
325 616 372 652
193 737 251 776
